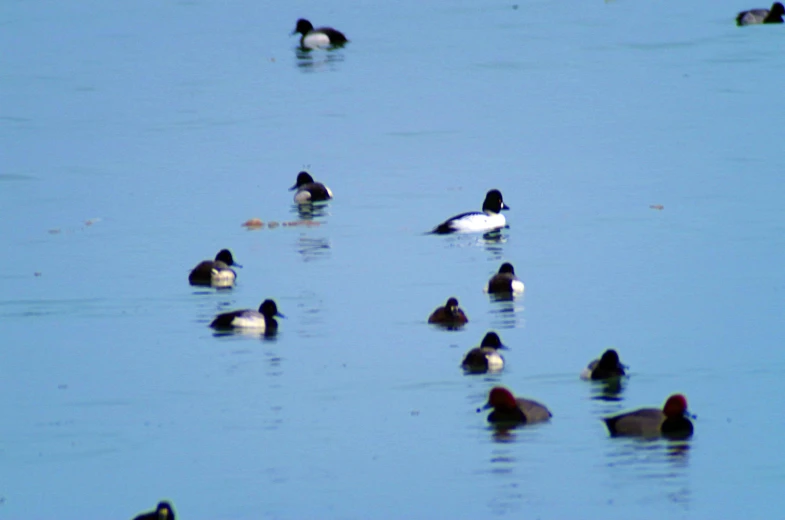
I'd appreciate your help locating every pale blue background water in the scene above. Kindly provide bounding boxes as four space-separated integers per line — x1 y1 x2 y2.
2 0 785 518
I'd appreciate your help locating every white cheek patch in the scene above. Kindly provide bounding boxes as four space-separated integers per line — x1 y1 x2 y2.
511 280 525 294
326 186 334 198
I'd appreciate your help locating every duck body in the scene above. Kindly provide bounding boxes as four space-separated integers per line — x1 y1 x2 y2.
486 262 525 296
603 394 694 439
189 249 241 288
428 297 468 328
737 2 784 24
210 299 283 335
290 171 333 204
482 387 551 426
292 19 348 49
431 189 509 234
581 349 626 380
132 501 175 520
462 332 506 373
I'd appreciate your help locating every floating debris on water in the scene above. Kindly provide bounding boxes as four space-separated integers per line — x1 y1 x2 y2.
242 219 325 229
242 218 264 229
649 204 664 210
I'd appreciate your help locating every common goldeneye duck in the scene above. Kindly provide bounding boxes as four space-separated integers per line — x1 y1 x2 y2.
189 249 242 288
478 386 552 426
461 332 507 373
580 349 627 381
292 19 349 49
290 171 334 204
430 189 509 234
132 501 175 520
737 2 784 24
603 394 694 439
427 297 468 328
210 299 284 335
485 262 524 297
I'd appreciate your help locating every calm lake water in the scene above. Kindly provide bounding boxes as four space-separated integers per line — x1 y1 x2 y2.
2 0 785 518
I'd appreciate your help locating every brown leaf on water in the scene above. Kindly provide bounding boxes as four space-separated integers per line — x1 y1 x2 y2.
242 218 264 229
649 204 664 210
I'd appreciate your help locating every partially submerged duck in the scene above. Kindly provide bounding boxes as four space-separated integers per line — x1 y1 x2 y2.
736 2 784 25
581 349 627 380
427 297 468 328
480 386 552 427
431 189 509 235
210 299 284 336
189 249 241 288
290 171 333 204
292 19 349 49
603 394 694 439
461 332 507 373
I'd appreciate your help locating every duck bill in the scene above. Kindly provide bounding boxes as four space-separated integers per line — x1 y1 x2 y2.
501 203 510 211
233 263 243 268
289 184 298 191
498 344 509 350
276 312 286 318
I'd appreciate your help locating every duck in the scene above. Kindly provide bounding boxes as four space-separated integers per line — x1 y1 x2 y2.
131 501 175 520
292 19 349 49
479 386 552 426
430 189 509 234
290 171 333 204
736 2 784 25
427 297 468 328
210 299 284 335
188 249 241 287
603 394 694 439
485 262 524 296
580 349 627 380
461 332 507 373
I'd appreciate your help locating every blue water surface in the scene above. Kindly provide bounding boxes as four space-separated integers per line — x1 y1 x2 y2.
2 0 784 518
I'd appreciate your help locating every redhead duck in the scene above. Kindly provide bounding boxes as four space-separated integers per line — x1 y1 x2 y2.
210 299 284 335
603 394 694 438
581 349 627 380
431 189 509 234
480 386 552 426
292 19 349 49
428 297 468 328
132 501 175 520
736 2 784 25
461 332 507 373
290 171 333 204
189 249 241 287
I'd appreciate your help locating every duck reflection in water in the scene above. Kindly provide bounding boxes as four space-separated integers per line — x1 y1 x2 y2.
478 386 552 433
295 48 345 71
293 201 330 220
297 235 331 262
590 377 626 401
